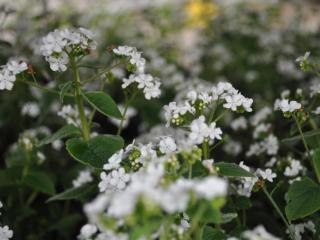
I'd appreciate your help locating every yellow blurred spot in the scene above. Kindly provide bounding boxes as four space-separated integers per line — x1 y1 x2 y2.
185 0 219 28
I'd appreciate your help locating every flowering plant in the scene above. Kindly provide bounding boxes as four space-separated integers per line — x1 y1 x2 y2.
1 1 320 240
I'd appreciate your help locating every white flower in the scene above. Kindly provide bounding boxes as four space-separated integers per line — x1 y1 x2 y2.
284 159 303 177
189 116 209 144
296 51 310 63
113 45 146 73
194 177 227 200
40 28 96 72
189 116 222 145
312 106 320 115
103 150 124 171
242 225 280 240
99 168 130 192
159 136 177 154
46 52 69 72
275 99 301 113
78 224 97 240
72 170 93 188
262 134 279 156
21 102 40 117
0 226 13 240
0 201 2 215
0 70 15 90
257 168 277 182
231 116 247 131
265 157 277 167
7 60 28 75
289 221 315 240
202 159 214 172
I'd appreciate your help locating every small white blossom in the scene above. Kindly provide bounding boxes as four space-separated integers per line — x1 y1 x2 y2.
275 99 301 113
72 170 93 188
103 150 124 171
21 102 40 117
159 136 177 154
99 168 130 192
257 168 277 182
284 159 303 177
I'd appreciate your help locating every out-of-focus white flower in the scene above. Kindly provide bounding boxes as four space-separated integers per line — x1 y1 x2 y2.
99 168 130 192
284 159 303 177
0 226 13 240
0 60 27 91
159 136 177 154
78 224 97 240
73 170 93 188
21 102 40 117
296 51 310 63
103 150 124 171
242 225 280 240
231 116 247 131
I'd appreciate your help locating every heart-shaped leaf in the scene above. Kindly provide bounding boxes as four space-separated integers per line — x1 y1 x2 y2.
285 177 320 221
66 134 124 168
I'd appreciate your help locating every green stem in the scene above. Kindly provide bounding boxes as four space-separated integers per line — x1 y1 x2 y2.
202 141 209 160
71 57 90 142
187 204 207 239
262 187 295 240
294 115 320 183
188 164 193 179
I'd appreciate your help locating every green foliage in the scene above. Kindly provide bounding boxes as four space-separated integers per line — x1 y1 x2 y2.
37 125 82 147
285 177 320 221
23 171 55 195
66 135 124 168
84 91 122 119
215 162 254 177
202 226 227 240
47 184 96 202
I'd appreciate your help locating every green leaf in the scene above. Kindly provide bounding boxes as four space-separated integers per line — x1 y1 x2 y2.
220 213 238 224
233 196 252 210
23 171 55 195
285 177 320 221
0 167 23 187
281 129 320 143
47 184 95 202
312 148 320 180
202 226 227 240
37 125 82 147
215 162 254 177
66 134 124 168
84 91 122 119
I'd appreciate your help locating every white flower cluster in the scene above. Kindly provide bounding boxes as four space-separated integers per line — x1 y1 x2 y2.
274 99 301 114
0 202 13 240
94 164 227 219
241 225 281 240
284 158 304 177
164 82 253 126
113 46 146 73
40 28 96 72
113 46 161 100
99 167 130 192
289 220 315 240
0 60 28 91
189 115 222 145
246 134 279 157
72 170 93 188
237 162 277 197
